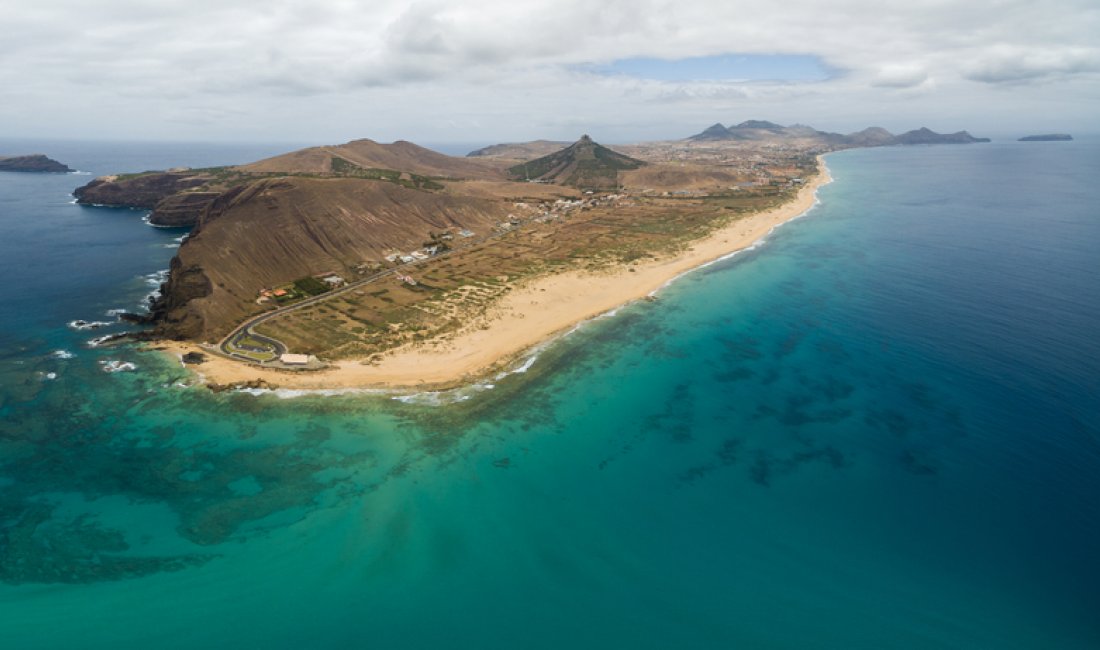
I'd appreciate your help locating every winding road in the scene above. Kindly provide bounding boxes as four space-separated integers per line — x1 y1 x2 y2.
217 228 513 364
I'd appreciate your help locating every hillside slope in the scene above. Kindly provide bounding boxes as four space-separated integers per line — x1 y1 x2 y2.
508 136 644 190
153 177 513 340
467 140 571 159
239 139 506 180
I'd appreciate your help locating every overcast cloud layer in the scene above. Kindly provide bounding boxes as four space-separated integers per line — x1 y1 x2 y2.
2 0 1098 143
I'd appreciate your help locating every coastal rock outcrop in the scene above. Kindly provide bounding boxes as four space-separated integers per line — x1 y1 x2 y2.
0 154 73 173
149 255 215 340
73 172 209 210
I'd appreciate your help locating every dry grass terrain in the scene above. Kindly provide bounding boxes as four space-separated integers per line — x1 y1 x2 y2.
253 181 803 359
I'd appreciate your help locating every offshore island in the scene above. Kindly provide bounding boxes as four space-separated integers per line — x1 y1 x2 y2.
74 122 988 390
1018 134 1073 141
0 154 73 173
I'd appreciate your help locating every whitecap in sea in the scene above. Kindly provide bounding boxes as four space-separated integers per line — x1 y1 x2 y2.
68 319 113 331
141 269 170 306
99 360 137 373
86 334 125 348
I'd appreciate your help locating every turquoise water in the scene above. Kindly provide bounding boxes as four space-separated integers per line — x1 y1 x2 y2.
1 139 1098 648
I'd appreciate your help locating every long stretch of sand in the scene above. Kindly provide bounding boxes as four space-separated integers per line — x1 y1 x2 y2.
159 158 831 391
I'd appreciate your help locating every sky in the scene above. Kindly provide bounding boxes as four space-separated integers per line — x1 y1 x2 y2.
1 0 1098 144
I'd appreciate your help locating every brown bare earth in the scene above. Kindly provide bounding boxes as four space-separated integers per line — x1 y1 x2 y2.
157 176 546 341
465 140 572 160
238 138 506 180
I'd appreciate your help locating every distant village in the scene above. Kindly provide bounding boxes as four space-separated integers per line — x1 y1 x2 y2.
249 150 810 309
251 193 634 306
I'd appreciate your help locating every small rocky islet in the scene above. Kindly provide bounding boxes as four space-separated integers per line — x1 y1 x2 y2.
0 154 73 173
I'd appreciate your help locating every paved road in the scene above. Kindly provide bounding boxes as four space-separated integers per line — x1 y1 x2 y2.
217 230 505 364
216 194 606 365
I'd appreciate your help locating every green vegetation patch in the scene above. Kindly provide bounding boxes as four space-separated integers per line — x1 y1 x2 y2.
330 157 444 190
292 276 331 297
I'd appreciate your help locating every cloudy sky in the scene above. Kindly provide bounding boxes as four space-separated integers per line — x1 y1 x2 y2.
2 0 1098 144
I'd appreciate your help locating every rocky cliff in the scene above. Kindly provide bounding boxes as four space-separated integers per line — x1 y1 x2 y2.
74 172 209 209
147 191 223 227
74 171 222 227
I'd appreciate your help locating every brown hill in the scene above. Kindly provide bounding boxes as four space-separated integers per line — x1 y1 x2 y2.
467 140 571 159
619 164 749 192
508 135 644 190
238 139 506 180
153 177 514 340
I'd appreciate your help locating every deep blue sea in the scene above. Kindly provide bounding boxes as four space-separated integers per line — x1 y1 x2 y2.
1 138 1098 649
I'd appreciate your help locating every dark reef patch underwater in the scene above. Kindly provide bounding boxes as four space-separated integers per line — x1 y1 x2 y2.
1 138 1098 648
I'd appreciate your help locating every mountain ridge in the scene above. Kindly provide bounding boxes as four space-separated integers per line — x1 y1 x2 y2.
686 121 990 146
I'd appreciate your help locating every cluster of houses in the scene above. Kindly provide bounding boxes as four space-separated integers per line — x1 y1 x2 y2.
384 248 434 264
257 272 346 303
383 230 463 265
524 194 624 225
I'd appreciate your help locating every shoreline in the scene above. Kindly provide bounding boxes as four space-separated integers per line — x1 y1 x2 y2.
155 156 833 392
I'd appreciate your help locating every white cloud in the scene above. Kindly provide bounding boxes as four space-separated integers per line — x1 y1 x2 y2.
870 65 930 89
0 0 1097 142
962 46 1100 83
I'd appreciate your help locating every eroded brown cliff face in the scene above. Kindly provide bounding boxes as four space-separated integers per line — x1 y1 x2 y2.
151 177 514 341
150 256 214 339
147 191 222 227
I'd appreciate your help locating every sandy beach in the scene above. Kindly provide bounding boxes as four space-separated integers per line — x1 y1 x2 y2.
157 158 831 391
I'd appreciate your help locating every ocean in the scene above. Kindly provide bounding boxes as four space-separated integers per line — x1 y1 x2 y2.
0 137 1097 649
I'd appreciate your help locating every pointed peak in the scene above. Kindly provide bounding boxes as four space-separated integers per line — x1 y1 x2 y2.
733 119 784 130
688 123 734 140
508 136 644 189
